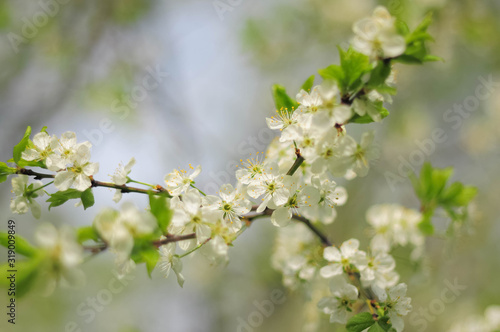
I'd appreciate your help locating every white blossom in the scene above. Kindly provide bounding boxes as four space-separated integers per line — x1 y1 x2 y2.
169 189 218 250
373 283 412 332
203 183 251 232
158 242 185 287
360 252 399 289
320 239 367 278
54 144 99 192
317 276 359 324
10 175 45 218
21 132 59 164
164 165 201 196
34 223 84 294
271 176 320 227
247 162 289 213
112 157 136 202
329 132 378 178
352 6 406 59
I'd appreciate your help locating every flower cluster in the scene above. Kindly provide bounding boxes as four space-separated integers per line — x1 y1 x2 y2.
23 131 99 191
367 204 425 260
93 202 157 276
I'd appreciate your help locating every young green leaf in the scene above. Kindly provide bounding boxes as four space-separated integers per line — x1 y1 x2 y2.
141 248 160 278
368 322 386 332
0 161 16 183
149 193 173 233
301 75 315 92
81 188 95 210
0 232 37 257
346 312 376 332
271 84 298 113
13 126 32 164
0 258 42 298
367 61 392 88
394 12 443 64
76 226 100 244
319 47 371 95
46 189 83 210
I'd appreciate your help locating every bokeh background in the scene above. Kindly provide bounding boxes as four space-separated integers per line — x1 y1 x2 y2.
0 0 499 331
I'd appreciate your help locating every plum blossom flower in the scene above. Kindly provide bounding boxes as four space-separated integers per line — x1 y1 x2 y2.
45 132 90 171
164 164 201 196
169 189 218 250
21 132 59 164
35 223 84 294
360 252 399 289
373 283 412 332
329 132 378 178
247 162 289 213
317 276 359 324
112 157 136 202
112 157 136 185
93 203 157 275
302 176 347 224
352 6 406 59
158 242 185 287
54 144 99 191
366 204 425 259
320 239 367 278
271 176 320 227
235 153 266 185
266 109 302 143
10 175 45 219
203 183 252 231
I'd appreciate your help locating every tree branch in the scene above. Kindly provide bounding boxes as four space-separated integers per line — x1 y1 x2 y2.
17 168 171 197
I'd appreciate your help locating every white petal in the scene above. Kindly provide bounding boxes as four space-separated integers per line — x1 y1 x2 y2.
54 171 75 191
271 207 292 227
320 264 343 278
340 239 360 258
73 174 91 191
323 246 341 262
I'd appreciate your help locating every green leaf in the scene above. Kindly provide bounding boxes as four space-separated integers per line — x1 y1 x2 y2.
346 312 376 332
13 159 45 168
46 189 83 210
395 19 410 36
40 126 48 134
367 61 392 88
377 316 394 331
418 213 435 235
149 193 173 233
13 126 32 164
271 84 298 113
394 12 441 65
0 161 16 183
339 46 371 92
318 64 343 82
141 248 160 278
81 188 95 210
319 47 371 94
0 258 42 298
413 12 433 35
451 186 477 206
300 75 315 92
368 322 386 332
0 232 37 257
76 226 100 244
